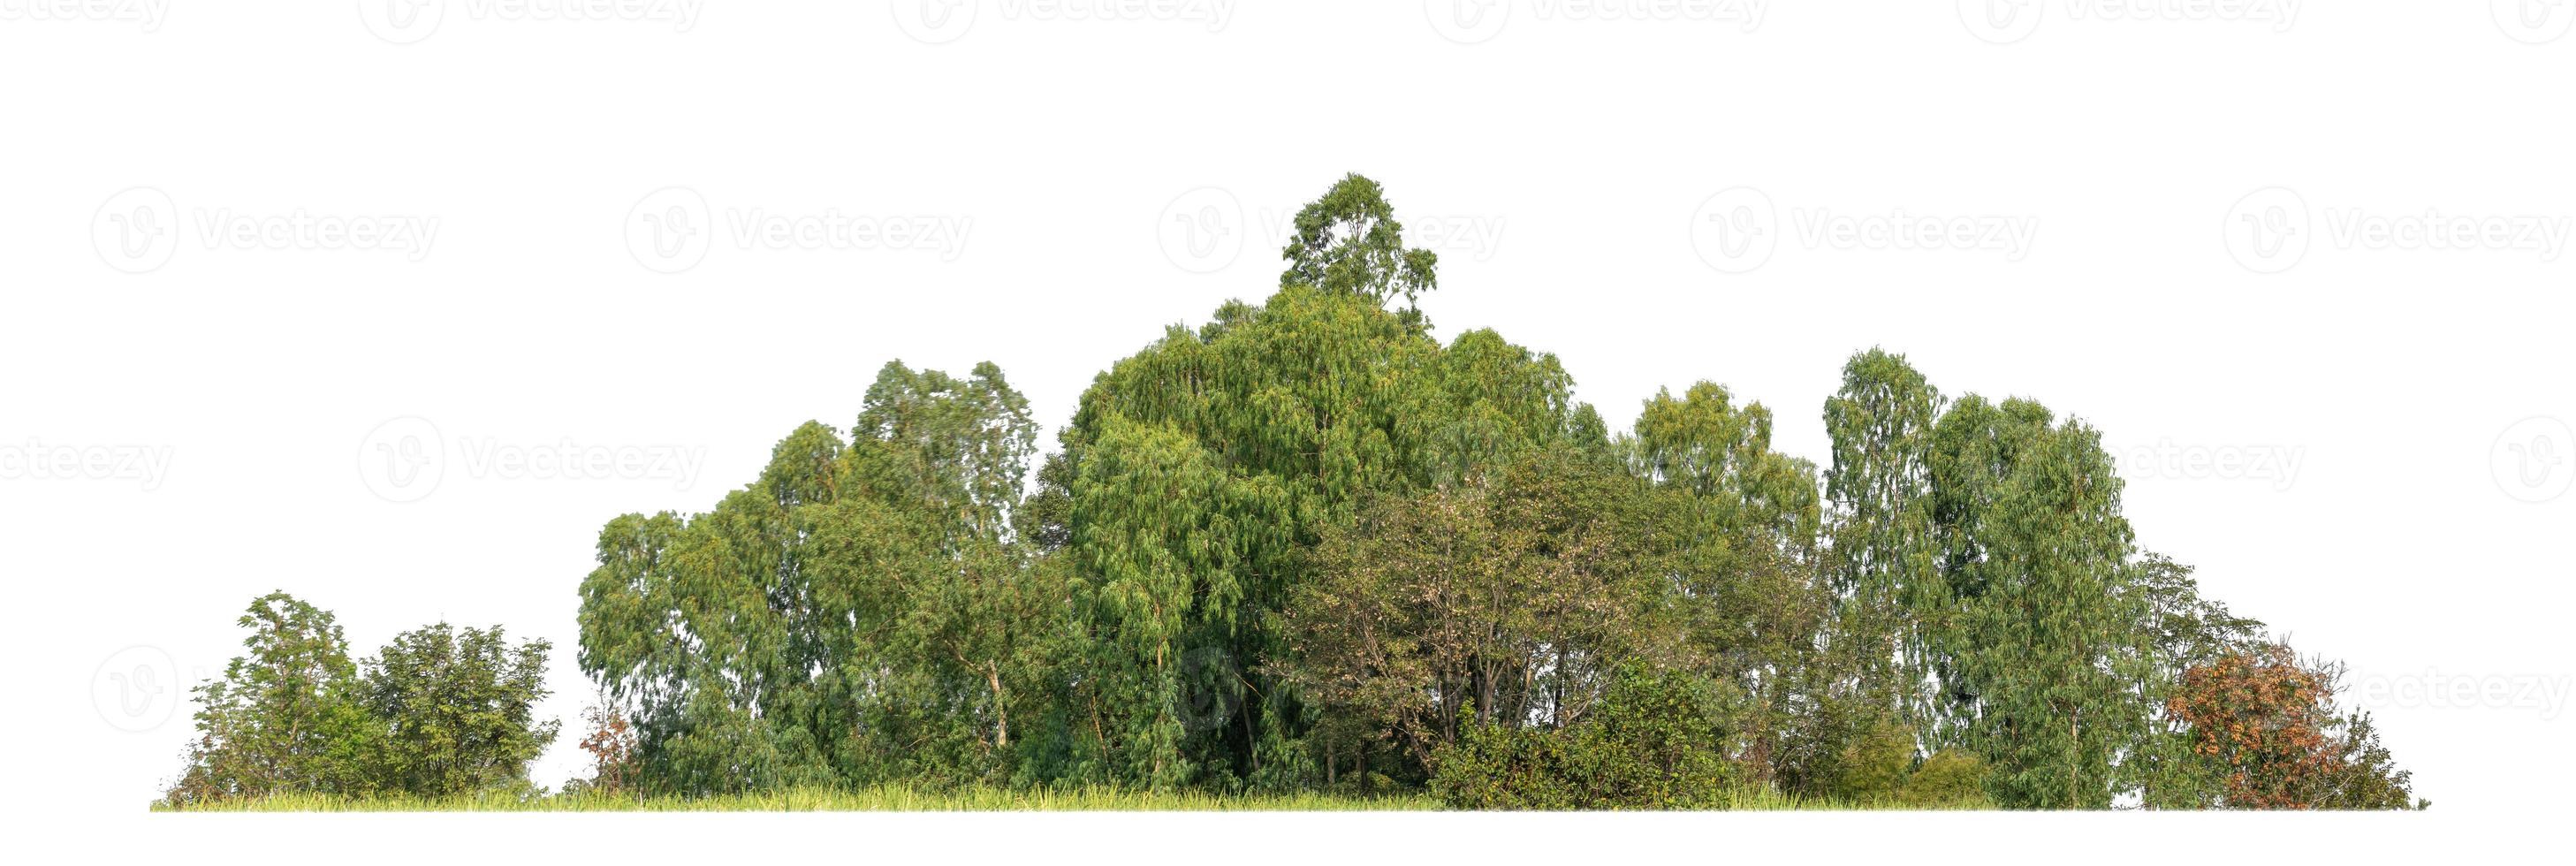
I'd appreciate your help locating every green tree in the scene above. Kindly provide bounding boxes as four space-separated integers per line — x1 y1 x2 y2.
361 622 559 796
1819 348 1943 726
1279 172 1440 321
576 360 1065 793
163 593 381 806
1276 447 1684 784
1926 396 2142 809
1625 381 1827 782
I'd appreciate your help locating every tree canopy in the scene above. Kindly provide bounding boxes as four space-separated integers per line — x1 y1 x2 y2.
162 174 2424 811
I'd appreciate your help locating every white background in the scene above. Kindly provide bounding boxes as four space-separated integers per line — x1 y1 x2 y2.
4 0 2568 860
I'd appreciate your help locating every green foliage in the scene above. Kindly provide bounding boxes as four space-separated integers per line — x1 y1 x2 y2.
1276 446 1685 783
1430 666 1735 809
363 622 559 797
576 360 1068 794
156 176 2428 812
163 593 382 807
1922 395 2142 809
514 174 2420 810
1279 172 1440 317
161 594 558 807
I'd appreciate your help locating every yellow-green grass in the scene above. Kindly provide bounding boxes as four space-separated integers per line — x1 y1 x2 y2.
157 784 1988 812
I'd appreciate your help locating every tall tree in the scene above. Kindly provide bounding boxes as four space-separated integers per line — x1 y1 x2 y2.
576 360 1060 793
1926 396 2141 809
1820 349 1943 725
1279 172 1440 321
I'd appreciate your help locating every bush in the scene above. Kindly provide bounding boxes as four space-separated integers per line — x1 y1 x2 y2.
1431 666 1735 809
1901 749 1989 807
160 594 560 806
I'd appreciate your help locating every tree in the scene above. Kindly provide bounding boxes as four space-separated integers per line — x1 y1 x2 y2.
1279 172 1440 319
1275 447 1683 783
361 622 559 797
1925 396 2142 809
163 593 381 807
576 359 1066 793
1820 349 1943 725
163 596 560 805
2118 552 2268 809
2167 646 2424 809
1626 381 1827 782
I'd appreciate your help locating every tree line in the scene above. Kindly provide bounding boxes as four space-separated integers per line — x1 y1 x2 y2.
161 174 2423 809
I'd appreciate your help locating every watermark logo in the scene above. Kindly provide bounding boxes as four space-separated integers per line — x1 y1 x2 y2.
1691 186 2037 273
358 415 709 503
1690 186 1777 274
94 646 181 733
1957 0 2302 44
0 438 175 490
1158 187 1246 274
2491 416 2572 504
2493 0 2575 44
357 0 703 44
622 186 974 274
892 0 978 43
2351 670 2573 719
893 0 1235 45
1155 186 1507 276
625 186 711 274
1957 0 2043 44
2112 439 2306 492
1425 0 1510 44
357 0 445 43
1174 645 1242 733
2222 186 2308 274
360 416 447 504
2223 186 2570 274
88 187 442 274
0 0 168 31
93 186 179 274
1426 0 1765 44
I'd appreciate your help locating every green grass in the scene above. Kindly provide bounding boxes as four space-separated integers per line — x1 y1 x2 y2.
158 785 1440 812
156 784 1988 812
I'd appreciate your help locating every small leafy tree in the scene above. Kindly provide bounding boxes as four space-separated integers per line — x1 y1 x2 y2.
162 593 381 807
1279 172 1440 316
2167 645 2425 809
571 700 641 796
361 622 559 797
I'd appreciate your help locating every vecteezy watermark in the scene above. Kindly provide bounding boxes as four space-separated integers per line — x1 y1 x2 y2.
891 0 1236 45
2221 186 2572 274
90 186 441 275
1956 0 2302 45
94 645 182 733
2493 0 2576 44
356 0 704 45
0 438 175 490
2110 438 2306 492
1173 645 1242 733
357 415 708 504
622 186 972 274
1425 0 1767 45
1690 186 2037 274
2349 670 2574 719
2491 416 2573 504
1152 186 1508 276
0 0 167 30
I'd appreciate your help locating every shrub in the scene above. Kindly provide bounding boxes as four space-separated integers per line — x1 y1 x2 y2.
1431 666 1735 809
